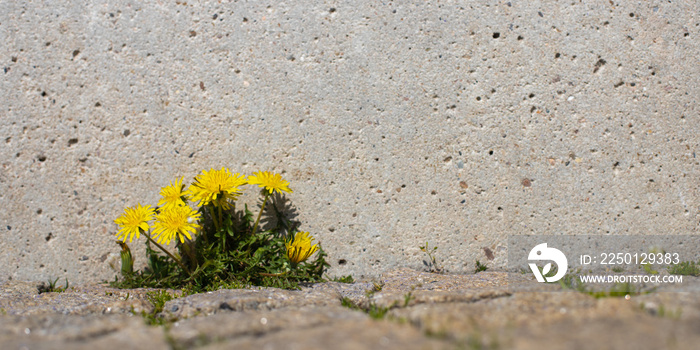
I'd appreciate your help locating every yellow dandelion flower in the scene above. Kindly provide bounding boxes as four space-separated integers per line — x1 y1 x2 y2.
186 167 247 209
114 203 155 243
158 177 187 210
151 205 201 245
248 171 292 195
285 231 319 265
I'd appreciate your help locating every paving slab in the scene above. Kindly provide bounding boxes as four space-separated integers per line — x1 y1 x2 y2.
1 269 699 350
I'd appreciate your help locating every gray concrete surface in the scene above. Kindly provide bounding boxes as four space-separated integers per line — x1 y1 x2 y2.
0 1 698 284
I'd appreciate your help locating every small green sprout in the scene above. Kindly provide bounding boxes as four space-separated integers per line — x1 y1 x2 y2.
611 266 625 273
403 291 415 307
365 281 384 297
642 263 659 275
38 277 69 294
474 260 488 273
367 303 392 320
330 275 355 283
419 242 442 273
339 296 393 320
138 290 176 326
340 297 359 310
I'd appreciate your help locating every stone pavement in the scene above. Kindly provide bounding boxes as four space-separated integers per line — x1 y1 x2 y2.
1 268 699 349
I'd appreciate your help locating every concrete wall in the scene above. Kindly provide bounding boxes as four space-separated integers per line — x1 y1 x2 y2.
1 0 698 283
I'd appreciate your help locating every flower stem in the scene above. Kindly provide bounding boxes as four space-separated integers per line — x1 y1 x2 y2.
251 193 270 235
210 204 221 232
219 203 226 254
180 239 197 268
145 234 191 275
218 204 223 231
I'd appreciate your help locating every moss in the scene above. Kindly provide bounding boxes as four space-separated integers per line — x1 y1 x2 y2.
339 296 395 320
668 261 700 276
137 290 176 326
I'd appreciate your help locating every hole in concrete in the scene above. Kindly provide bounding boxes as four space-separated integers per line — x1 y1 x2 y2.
492 32 500 38
68 138 78 146
338 259 347 265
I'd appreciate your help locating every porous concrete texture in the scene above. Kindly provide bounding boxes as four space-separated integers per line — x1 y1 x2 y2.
0 1 698 283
